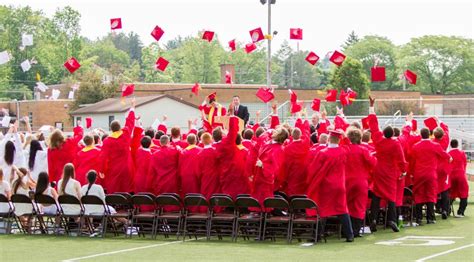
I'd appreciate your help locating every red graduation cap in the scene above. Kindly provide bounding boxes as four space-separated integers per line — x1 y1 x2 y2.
290 28 303 40
191 82 201 96
245 43 257 53
311 98 321 111
121 84 135 97
228 39 236 51
424 117 438 131
207 92 217 101
155 57 169 72
288 89 297 103
158 124 167 133
225 71 232 84
361 117 370 130
412 119 418 131
371 67 386 82
329 129 344 139
325 89 338 102
151 25 165 41
85 117 92 129
110 18 122 30
329 50 346 66
256 87 274 103
202 31 214 42
64 57 81 74
291 102 303 114
347 88 357 104
334 116 350 131
249 27 264 43
404 69 417 85
305 51 319 65
339 89 349 107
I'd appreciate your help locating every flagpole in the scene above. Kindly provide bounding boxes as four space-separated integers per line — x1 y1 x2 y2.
266 0 272 90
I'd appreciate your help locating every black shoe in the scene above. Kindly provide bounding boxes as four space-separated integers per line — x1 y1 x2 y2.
442 211 448 220
427 220 436 224
388 221 400 232
369 221 377 232
346 237 354 242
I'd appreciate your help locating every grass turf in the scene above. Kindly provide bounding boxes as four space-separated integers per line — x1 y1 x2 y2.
1 183 473 262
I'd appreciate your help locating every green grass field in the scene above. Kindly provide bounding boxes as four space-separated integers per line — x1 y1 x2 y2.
1 183 473 262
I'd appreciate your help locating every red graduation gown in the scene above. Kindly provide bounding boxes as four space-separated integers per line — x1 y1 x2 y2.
199 146 221 200
448 149 468 199
410 140 451 204
100 110 135 193
48 126 83 183
344 144 377 219
134 147 152 193
307 146 348 218
433 123 450 193
73 146 102 186
179 146 202 196
149 145 180 195
281 140 309 196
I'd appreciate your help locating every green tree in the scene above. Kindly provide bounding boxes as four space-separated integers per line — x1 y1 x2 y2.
398 36 474 94
345 35 399 90
72 71 116 109
225 41 267 85
141 42 173 83
341 30 360 51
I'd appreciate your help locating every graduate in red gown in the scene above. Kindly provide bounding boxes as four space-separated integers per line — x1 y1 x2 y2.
252 127 288 206
344 127 377 237
48 125 83 183
410 127 451 224
148 135 180 195
178 134 202 196
170 127 188 150
134 136 152 193
199 92 226 132
216 115 251 199
432 124 451 218
306 130 354 242
367 98 406 233
281 117 311 196
99 108 135 193
199 132 221 200
448 139 469 217
73 135 102 186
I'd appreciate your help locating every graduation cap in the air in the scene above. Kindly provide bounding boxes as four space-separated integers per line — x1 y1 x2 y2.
155 57 169 71
329 50 346 66
371 66 386 82
290 28 303 40
250 27 264 43
228 39 236 51
325 89 338 102
245 43 257 53
404 70 417 85
256 87 274 103
305 52 319 65
151 25 165 41
110 18 122 30
64 57 81 74
202 31 215 42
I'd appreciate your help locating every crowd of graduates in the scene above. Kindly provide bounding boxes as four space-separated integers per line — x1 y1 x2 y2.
0 95 469 242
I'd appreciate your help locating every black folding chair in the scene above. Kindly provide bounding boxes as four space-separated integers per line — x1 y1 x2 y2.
34 194 61 235
58 194 85 236
155 194 183 239
209 194 236 240
130 195 157 238
105 194 132 236
235 196 263 241
263 197 291 242
11 194 37 234
274 191 289 200
289 198 320 243
0 194 14 234
81 195 108 237
183 194 209 241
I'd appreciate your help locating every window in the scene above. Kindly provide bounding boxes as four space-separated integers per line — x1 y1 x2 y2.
108 116 115 126
55 122 63 131
76 116 82 126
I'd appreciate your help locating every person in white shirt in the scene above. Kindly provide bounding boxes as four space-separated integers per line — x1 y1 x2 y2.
26 140 48 182
81 170 116 215
0 169 12 213
57 164 82 215
0 123 26 184
10 167 35 230
34 172 58 215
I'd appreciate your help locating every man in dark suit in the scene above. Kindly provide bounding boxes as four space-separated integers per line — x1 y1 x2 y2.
232 95 250 126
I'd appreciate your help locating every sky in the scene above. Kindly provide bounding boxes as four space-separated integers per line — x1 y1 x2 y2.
1 0 473 54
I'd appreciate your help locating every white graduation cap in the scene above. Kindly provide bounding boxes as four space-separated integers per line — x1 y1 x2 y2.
0 51 11 65
20 60 31 72
22 34 34 47
35 82 48 92
1 116 11 127
68 90 74 99
51 89 61 100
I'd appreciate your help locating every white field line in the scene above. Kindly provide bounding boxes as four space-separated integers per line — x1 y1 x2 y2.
62 237 203 262
415 243 474 262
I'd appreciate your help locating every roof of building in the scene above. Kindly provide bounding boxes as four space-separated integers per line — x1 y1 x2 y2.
71 94 199 115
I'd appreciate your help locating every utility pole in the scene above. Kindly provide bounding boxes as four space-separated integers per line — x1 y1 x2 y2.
266 0 272 89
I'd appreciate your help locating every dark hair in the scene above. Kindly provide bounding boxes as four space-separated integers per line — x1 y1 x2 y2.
393 127 400 137
49 129 65 149
35 172 49 196
171 127 181 138
433 127 444 139
233 95 240 98
141 136 152 148
155 130 165 140
144 128 155 139
209 98 216 104
310 132 318 144
110 120 121 132
243 129 254 140
12 168 27 194
187 134 197 145
93 134 100 144
362 130 371 143
83 135 94 146
4 141 15 166
450 139 459 149
420 128 430 139
28 140 43 170
383 126 394 139
235 133 242 145
255 127 265 138
212 127 223 142
102 134 109 141
347 127 362 144
59 163 75 195
85 170 97 196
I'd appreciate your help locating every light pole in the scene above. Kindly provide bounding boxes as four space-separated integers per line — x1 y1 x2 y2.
260 0 276 90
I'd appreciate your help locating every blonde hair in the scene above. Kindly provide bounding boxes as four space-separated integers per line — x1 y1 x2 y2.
201 132 212 145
